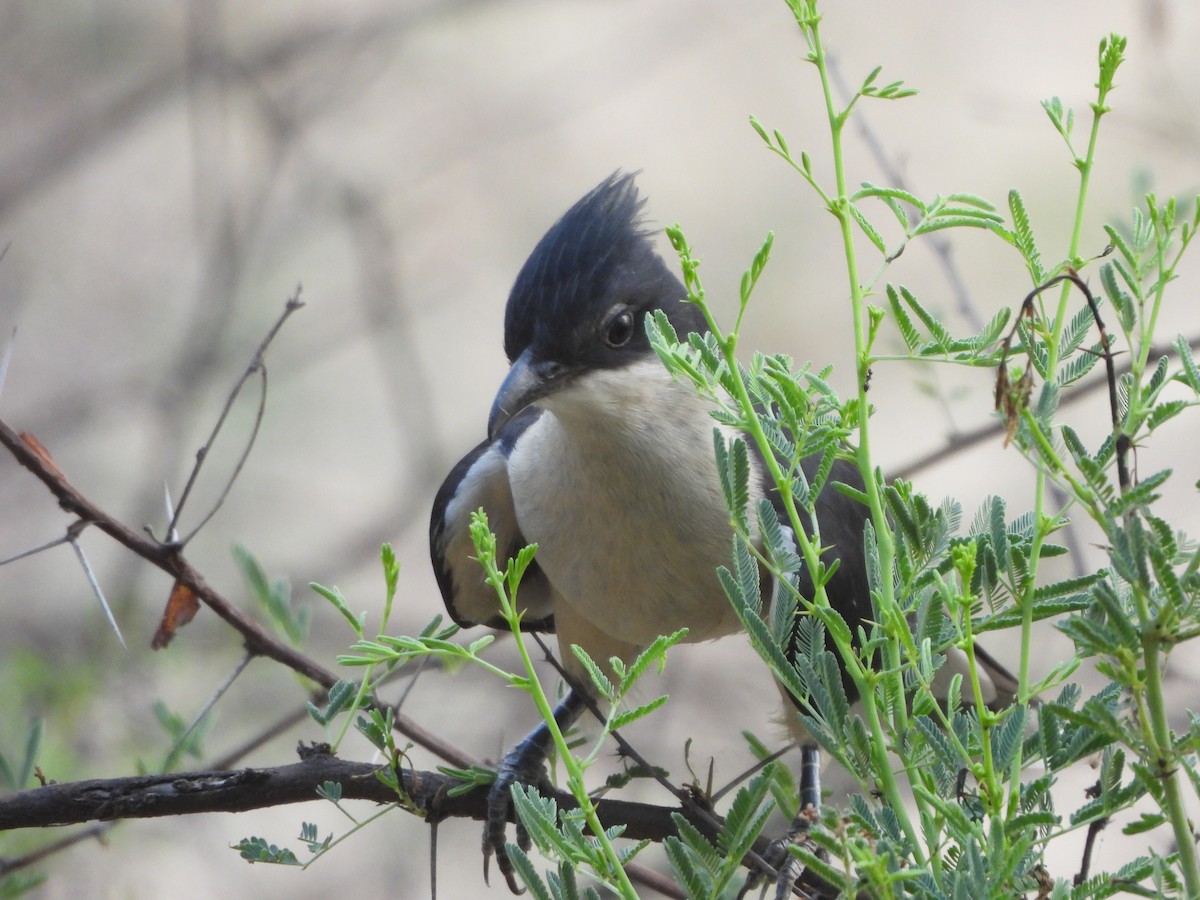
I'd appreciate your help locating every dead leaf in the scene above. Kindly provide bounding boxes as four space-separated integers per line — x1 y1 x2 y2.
152 580 200 649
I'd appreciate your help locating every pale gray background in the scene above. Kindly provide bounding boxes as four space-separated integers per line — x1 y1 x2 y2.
1 1 1198 897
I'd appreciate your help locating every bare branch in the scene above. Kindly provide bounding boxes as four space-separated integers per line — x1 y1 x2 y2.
0 749 836 898
0 415 472 770
169 292 303 543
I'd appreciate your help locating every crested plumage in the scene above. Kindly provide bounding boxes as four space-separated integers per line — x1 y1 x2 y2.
502 172 706 371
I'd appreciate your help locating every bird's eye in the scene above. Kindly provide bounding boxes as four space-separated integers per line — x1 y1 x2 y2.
605 309 636 348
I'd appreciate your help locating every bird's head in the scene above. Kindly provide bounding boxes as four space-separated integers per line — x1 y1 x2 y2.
487 172 707 438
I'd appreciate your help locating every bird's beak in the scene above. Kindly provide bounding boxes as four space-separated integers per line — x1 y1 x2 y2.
488 348 570 438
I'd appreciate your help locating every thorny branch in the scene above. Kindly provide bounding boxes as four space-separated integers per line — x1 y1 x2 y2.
0 300 469 771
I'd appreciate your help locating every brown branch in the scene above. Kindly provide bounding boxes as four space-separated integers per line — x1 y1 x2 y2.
0 414 471 771
0 748 840 897
0 750 689 856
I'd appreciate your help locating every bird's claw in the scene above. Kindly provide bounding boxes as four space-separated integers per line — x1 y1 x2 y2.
483 738 550 893
737 825 806 900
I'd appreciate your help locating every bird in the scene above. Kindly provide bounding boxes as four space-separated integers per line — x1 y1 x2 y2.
428 172 1010 893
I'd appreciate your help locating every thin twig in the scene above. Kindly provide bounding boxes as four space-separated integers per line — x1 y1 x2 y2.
710 742 794 805
169 292 303 542
0 751 723 846
163 651 255 771
68 535 125 649
995 271 1127 485
0 822 115 877
209 705 311 771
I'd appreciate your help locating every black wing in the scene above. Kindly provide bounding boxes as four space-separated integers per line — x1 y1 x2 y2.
749 446 873 707
430 406 555 632
755 450 1018 712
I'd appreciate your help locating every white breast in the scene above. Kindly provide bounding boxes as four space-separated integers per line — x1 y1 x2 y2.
506 359 758 649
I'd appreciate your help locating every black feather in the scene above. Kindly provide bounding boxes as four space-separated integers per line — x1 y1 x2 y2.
503 171 706 370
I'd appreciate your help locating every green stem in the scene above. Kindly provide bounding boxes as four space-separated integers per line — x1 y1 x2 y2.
1007 42 1119 817
810 7 902 720
1132 581 1200 894
959 592 1003 819
803 4 923 865
508 617 638 896
481 539 638 898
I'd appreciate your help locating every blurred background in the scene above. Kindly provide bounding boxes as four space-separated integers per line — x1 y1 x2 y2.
0 1 1198 897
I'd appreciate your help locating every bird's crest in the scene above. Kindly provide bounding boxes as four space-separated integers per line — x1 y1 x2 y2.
502 172 679 363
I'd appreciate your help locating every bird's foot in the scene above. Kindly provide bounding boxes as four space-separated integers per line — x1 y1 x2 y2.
483 736 551 893
737 807 819 900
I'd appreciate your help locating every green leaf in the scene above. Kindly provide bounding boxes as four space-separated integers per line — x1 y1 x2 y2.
1146 399 1189 432
1123 811 1168 836
912 213 1003 236
354 707 394 754
233 836 302 866
503 844 554 900
976 306 1012 352
610 695 669 731
235 544 309 645
717 774 773 863
1055 347 1103 386
569 645 615 700
510 784 574 860
310 582 365 636
1113 468 1171 516
619 628 688 694
785 840 849 893
944 192 998 211
990 706 1027 772
852 182 926 213
897 284 953 352
307 679 358 726
748 114 771 146
663 834 714 898
849 202 887 254
676 812 720 862
886 284 924 352
714 431 751 531
1008 190 1045 283
1172 335 1200 394
1058 299 1101 357
1147 354 1170 397
1103 222 1139 272
1100 261 1137 333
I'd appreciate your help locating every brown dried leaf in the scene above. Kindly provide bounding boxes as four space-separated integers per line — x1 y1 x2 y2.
152 580 200 649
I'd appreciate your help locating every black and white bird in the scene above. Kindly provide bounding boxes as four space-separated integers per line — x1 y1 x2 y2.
429 172 1009 891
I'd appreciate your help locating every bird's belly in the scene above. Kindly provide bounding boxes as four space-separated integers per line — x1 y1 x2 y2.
508 412 746 649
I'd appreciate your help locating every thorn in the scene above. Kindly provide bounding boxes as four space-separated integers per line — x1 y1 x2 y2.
0 532 71 567
162 481 180 543
69 536 126 650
